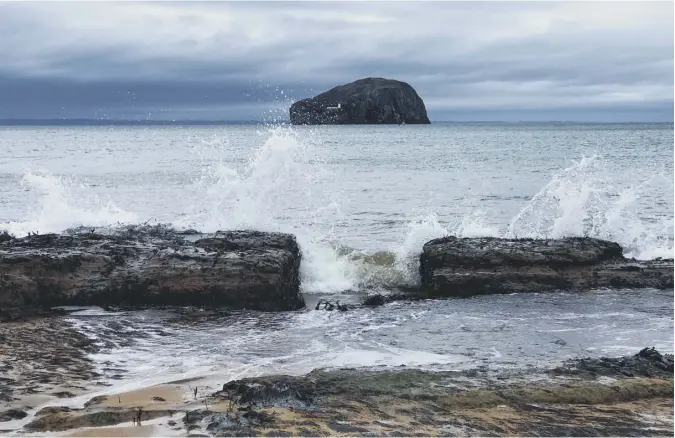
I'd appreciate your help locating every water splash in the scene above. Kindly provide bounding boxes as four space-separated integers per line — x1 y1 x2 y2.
0 171 137 237
506 156 673 259
178 138 671 292
346 155 671 288
1 132 670 293
340 209 500 289
175 126 359 293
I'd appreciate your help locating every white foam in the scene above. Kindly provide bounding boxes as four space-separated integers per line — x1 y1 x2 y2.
173 126 360 293
2 132 671 294
0 170 137 237
506 155 673 259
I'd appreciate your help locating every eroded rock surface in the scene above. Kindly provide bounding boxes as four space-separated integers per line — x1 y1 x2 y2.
420 236 673 297
0 226 304 317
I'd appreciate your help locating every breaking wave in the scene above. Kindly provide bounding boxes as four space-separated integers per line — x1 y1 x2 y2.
1 127 671 293
0 171 137 238
506 155 673 260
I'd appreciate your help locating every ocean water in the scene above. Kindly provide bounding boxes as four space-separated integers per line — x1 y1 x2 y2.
0 123 673 395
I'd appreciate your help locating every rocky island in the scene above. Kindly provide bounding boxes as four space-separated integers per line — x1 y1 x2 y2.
289 77 431 125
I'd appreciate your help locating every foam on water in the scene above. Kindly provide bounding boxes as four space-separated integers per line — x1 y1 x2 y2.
54 288 673 400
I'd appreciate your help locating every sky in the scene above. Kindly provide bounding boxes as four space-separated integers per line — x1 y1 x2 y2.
0 1 672 122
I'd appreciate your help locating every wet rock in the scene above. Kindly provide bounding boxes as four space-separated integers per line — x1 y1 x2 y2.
25 409 172 432
0 306 67 323
362 293 388 306
0 231 13 243
420 236 673 297
315 299 352 311
551 347 674 379
218 368 450 409
0 408 27 422
0 226 304 315
290 77 430 125
328 421 369 433
35 406 72 417
265 431 293 437
211 349 674 437
362 291 424 307
0 317 100 407
220 375 316 408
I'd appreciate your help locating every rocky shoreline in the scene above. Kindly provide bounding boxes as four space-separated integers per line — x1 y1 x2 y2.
1 344 672 436
0 226 304 321
0 227 672 435
1 227 672 319
420 236 673 298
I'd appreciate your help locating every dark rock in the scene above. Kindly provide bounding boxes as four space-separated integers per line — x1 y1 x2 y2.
420 236 673 297
362 291 424 307
290 77 430 125
0 231 13 243
327 421 369 433
216 348 673 407
220 375 316 409
362 293 388 307
0 408 27 422
35 406 72 417
551 347 674 379
218 368 447 409
265 431 293 437
314 299 352 311
25 409 173 432
0 306 67 323
0 226 304 315
208 349 673 437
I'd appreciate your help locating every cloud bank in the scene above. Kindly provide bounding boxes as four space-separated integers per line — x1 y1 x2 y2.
0 1 672 121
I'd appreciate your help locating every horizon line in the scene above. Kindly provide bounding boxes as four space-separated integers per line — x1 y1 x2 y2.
0 119 672 126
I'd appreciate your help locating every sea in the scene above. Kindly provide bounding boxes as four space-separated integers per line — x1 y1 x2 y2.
0 122 673 398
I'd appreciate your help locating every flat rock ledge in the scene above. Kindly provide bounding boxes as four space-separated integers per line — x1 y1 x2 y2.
420 236 673 297
0 226 304 319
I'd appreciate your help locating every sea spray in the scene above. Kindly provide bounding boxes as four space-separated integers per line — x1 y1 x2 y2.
0 170 137 237
1 129 671 293
506 155 673 259
176 126 360 293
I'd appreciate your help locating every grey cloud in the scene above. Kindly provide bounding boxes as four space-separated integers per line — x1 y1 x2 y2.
0 1 672 121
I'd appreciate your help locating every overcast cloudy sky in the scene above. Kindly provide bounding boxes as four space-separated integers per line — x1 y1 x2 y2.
0 1 672 122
